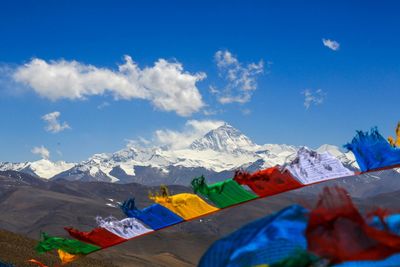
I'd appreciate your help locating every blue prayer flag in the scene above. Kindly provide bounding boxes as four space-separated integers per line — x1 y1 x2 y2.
120 198 184 230
344 128 400 172
198 205 309 267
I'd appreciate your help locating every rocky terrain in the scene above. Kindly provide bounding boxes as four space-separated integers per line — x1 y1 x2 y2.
0 229 117 267
1 169 400 266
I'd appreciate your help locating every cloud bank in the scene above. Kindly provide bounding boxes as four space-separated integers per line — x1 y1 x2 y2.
127 120 225 150
13 56 206 116
154 119 226 150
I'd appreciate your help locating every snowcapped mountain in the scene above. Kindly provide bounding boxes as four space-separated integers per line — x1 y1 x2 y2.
190 123 258 153
0 159 75 179
0 123 360 185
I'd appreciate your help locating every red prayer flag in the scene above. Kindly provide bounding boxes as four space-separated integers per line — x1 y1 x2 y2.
306 186 400 264
233 167 303 197
65 227 126 248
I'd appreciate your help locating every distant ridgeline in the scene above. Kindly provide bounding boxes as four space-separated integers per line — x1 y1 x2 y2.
30 123 400 266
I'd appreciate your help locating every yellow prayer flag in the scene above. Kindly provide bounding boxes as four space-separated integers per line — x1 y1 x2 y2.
57 249 80 264
151 192 219 220
388 122 400 147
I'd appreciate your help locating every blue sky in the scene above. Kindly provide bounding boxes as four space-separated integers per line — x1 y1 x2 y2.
0 0 399 162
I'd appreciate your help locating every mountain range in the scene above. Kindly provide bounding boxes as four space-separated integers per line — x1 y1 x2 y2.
0 123 361 185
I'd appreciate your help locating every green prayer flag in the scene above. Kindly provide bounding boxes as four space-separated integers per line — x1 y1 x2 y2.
35 232 100 255
191 176 258 208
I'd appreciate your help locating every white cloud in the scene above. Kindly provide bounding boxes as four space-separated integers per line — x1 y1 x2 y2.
203 109 219 116
42 111 71 133
213 50 264 104
241 108 251 115
0 64 28 96
12 56 206 116
97 101 110 109
126 136 151 148
31 145 50 160
209 85 219 95
154 120 225 150
302 89 326 109
322 38 340 51
215 50 239 68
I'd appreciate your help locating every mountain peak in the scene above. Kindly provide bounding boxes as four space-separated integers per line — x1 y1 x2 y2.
0 159 75 179
189 124 257 153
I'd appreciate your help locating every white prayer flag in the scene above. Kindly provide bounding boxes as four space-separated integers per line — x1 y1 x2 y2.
284 147 354 185
96 216 153 239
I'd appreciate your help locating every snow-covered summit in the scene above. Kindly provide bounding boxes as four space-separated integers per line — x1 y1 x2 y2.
190 123 258 153
0 159 75 179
